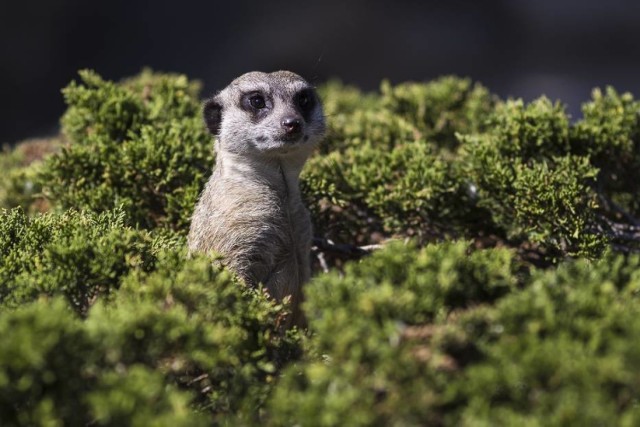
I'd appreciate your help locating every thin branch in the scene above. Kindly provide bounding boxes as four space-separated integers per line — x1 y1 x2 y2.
602 218 640 240
597 191 640 226
316 250 330 273
312 237 384 259
611 243 635 254
590 216 640 254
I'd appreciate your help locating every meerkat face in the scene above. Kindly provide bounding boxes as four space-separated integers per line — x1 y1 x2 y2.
203 71 325 158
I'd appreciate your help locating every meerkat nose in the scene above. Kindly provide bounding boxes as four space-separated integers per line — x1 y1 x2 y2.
281 117 302 136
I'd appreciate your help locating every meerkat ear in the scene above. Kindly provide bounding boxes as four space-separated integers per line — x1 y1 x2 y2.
203 95 223 135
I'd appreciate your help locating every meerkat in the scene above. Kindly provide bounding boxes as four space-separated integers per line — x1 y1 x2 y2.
187 71 325 325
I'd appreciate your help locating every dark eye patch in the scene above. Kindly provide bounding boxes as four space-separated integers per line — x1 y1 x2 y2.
240 91 271 123
241 91 270 111
296 89 316 118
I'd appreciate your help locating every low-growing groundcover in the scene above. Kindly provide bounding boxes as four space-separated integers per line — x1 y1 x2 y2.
1 70 640 425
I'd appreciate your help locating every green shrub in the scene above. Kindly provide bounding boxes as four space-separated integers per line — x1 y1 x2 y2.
38 69 213 230
0 139 58 213
268 243 640 426
3 70 640 425
0 145 34 211
447 251 640 425
303 142 475 244
110 250 302 422
0 298 206 426
0 207 175 314
459 99 604 258
380 76 495 150
0 208 301 424
303 76 496 245
572 87 640 217
269 242 520 426
316 76 495 154
305 85 617 260
0 299 94 426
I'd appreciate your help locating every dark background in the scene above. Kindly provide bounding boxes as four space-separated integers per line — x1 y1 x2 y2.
2 0 640 145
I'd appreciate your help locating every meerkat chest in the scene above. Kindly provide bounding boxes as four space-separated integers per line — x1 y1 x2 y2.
282 198 312 240
270 189 311 243
225 179 309 244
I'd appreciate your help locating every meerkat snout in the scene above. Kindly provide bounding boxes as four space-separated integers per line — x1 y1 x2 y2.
281 116 302 139
188 70 325 327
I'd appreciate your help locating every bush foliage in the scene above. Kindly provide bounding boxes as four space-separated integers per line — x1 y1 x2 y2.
37 69 212 230
0 208 300 425
2 69 640 425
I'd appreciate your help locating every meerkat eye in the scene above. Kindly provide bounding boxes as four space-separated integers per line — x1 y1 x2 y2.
297 90 314 111
249 94 266 109
298 93 309 108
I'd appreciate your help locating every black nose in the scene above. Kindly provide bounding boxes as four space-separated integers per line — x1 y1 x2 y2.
281 117 302 135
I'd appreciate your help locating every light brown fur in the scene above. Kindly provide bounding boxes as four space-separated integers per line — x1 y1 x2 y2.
188 71 325 325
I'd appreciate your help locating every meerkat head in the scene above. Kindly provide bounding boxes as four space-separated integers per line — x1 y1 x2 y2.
203 71 325 158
